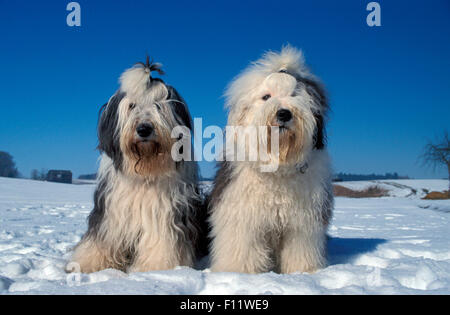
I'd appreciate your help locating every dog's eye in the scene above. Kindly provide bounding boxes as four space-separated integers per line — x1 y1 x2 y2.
129 103 136 110
155 103 161 110
262 94 271 101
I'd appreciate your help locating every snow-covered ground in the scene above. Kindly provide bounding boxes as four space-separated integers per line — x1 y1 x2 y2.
0 177 449 294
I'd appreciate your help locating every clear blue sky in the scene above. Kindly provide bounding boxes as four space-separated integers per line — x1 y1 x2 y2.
0 0 449 179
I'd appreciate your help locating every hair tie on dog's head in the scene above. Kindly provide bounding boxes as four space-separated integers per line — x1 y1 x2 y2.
135 56 165 80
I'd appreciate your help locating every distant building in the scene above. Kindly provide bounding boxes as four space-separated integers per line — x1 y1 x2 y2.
47 170 72 184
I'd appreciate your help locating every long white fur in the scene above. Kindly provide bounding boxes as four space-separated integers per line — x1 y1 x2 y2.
210 46 334 274
73 155 198 272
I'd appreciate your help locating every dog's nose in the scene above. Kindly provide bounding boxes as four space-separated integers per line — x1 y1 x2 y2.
136 123 154 138
276 109 293 123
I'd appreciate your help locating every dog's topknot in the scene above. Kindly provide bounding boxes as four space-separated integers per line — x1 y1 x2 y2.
119 56 165 96
225 45 317 109
257 45 308 77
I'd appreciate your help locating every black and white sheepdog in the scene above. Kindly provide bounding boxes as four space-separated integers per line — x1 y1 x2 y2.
208 46 334 273
67 58 204 273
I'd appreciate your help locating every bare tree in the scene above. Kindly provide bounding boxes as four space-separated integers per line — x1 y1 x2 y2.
421 131 450 190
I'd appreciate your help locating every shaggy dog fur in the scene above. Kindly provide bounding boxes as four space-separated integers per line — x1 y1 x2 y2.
208 46 334 274
67 58 205 273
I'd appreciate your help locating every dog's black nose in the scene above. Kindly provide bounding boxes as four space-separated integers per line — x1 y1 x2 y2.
276 109 293 123
136 123 154 138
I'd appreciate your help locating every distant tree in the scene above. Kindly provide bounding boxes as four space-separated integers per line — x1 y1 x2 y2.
31 169 39 180
0 151 19 178
30 168 47 181
421 131 450 190
39 169 48 181
78 173 97 180
334 172 406 182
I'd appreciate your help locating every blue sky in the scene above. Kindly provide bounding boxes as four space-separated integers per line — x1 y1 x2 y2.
0 0 449 179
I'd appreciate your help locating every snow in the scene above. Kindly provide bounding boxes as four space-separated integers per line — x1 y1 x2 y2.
0 177 449 295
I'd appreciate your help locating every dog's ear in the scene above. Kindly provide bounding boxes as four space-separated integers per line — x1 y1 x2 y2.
98 91 126 169
166 85 193 130
313 112 325 150
300 78 328 150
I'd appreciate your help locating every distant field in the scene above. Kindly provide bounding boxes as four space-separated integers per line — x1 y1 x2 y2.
334 179 449 199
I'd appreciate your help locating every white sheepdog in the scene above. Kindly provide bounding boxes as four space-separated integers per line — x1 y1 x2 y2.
208 46 334 273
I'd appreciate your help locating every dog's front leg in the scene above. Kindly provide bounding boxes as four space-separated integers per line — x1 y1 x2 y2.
278 226 327 274
210 221 273 274
128 234 195 272
67 236 116 273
